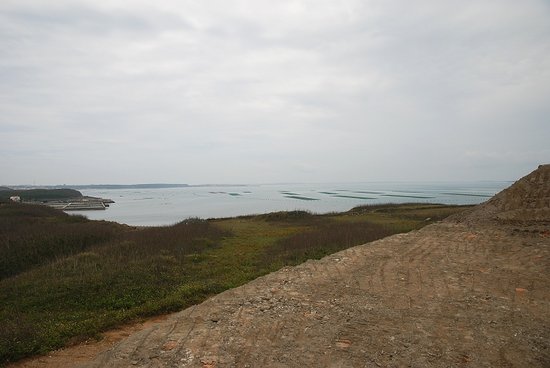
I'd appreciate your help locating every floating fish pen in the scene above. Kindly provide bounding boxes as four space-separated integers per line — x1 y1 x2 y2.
45 197 113 211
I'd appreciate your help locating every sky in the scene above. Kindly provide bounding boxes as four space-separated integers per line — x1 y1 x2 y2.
1 0 549 185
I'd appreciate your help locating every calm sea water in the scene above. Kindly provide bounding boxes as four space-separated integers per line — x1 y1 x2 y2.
78 181 511 226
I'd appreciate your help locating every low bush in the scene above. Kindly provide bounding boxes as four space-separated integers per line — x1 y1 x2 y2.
265 221 394 264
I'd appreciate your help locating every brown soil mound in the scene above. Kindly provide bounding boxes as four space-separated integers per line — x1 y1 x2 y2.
452 164 550 224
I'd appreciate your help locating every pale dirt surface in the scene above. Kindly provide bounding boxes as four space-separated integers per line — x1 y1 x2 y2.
8 315 171 368
12 165 550 367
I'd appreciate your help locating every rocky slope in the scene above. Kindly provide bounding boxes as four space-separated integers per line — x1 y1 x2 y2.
454 164 550 224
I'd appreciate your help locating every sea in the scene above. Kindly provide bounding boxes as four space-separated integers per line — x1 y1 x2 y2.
76 181 511 226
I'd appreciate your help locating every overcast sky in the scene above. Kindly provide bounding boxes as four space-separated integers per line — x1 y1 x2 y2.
1 0 549 185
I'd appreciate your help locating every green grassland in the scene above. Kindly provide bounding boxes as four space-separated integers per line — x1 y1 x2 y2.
0 202 471 365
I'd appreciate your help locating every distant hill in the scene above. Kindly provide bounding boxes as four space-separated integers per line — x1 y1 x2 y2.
0 188 82 201
0 187 13 192
63 184 189 190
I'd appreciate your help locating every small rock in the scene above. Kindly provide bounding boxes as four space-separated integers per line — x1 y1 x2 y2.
162 341 178 351
336 339 352 348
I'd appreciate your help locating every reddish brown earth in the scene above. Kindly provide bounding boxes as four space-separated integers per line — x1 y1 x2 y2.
12 165 550 368
8 315 171 368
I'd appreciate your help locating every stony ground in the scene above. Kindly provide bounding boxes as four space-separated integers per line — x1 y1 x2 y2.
12 165 550 367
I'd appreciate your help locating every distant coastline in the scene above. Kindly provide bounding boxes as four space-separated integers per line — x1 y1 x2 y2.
6 183 190 190
67 184 190 190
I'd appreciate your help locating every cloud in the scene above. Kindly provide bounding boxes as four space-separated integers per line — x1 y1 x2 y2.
1 0 549 184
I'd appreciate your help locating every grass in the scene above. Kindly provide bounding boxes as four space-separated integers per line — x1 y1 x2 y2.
0 204 122 279
0 202 472 365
